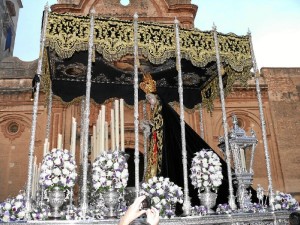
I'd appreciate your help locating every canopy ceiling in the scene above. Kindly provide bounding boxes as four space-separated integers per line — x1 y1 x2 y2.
43 12 253 110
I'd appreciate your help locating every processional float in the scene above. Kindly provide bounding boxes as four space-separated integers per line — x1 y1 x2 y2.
17 3 296 224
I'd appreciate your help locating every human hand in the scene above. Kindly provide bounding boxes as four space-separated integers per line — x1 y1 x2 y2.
118 195 146 225
146 207 159 225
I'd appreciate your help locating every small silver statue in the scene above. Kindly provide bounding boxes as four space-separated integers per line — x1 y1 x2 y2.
257 184 264 205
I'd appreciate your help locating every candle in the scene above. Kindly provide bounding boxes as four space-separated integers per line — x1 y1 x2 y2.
105 122 108 151
115 100 119 151
92 125 96 162
111 109 115 151
43 138 48 156
120 99 124 151
101 105 106 153
57 134 62 149
240 149 246 171
71 117 77 159
97 111 102 157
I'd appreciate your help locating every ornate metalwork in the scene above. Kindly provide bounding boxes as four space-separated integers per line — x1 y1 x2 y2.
213 24 236 210
248 30 275 210
219 114 258 211
81 8 95 218
174 18 191 215
45 89 53 140
142 100 150 181
25 3 49 218
133 13 140 198
6 211 290 225
199 103 204 139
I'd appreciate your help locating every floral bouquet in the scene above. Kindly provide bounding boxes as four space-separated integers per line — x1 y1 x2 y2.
190 149 223 192
191 205 208 216
39 148 77 190
0 192 26 222
216 203 232 214
140 176 184 218
92 150 129 192
274 191 299 211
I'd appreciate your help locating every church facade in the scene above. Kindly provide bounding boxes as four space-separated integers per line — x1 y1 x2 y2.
0 0 299 203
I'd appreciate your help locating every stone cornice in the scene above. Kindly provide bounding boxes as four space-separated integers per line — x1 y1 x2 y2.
51 0 197 28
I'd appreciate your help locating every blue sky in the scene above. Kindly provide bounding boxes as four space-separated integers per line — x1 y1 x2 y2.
14 0 300 68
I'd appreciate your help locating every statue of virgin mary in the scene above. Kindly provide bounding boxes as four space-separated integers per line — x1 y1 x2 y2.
139 73 258 210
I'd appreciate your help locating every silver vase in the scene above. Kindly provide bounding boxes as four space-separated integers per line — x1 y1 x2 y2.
102 188 120 218
198 187 217 214
48 186 65 219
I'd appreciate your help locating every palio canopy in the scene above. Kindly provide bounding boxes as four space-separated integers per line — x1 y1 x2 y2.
43 12 253 109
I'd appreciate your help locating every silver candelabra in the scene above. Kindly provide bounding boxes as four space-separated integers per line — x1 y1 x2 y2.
219 114 258 211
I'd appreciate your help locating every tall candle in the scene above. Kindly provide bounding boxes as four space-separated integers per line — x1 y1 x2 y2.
92 125 96 162
105 122 108 151
115 100 119 150
57 134 62 149
240 149 246 170
101 105 106 153
111 109 115 151
71 117 77 159
96 111 101 158
120 99 124 151
43 138 48 156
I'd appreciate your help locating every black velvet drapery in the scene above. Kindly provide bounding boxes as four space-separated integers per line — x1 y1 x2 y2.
126 94 258 213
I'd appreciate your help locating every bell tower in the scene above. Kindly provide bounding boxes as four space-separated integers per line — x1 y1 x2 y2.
0 0 23 62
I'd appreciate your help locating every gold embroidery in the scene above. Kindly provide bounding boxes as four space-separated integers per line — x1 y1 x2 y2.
45 13 252 70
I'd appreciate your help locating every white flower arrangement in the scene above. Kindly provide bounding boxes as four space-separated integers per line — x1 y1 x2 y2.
274 191 299 211
39 148 77 190
92 150 129 192
190 149 223 192
0 192 26 222
140 176 184 218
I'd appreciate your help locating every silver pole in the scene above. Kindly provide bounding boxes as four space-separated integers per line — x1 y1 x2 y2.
79 97 85 207
133 13 140 198
199 103 204 139
81 8 95 218
248 30 274 210
174 18 191 215
212 24 236 210
45 89 53 140
142 101 149 181
25 3 49 218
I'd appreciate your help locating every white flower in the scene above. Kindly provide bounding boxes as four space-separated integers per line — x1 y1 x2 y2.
153 196 160 204
94 182 101 190
53 168 62 176
46 160 54 167
275 204 281 210
14 201 23 209
4 202 11 210
63 154 70 160
45 179 52 186
52 177 59 184
62 168 70 175
157 188 164 195
54 158 61 165
60 177 67 185
113 162 119 170
17 211 25 219
107 160 113 167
